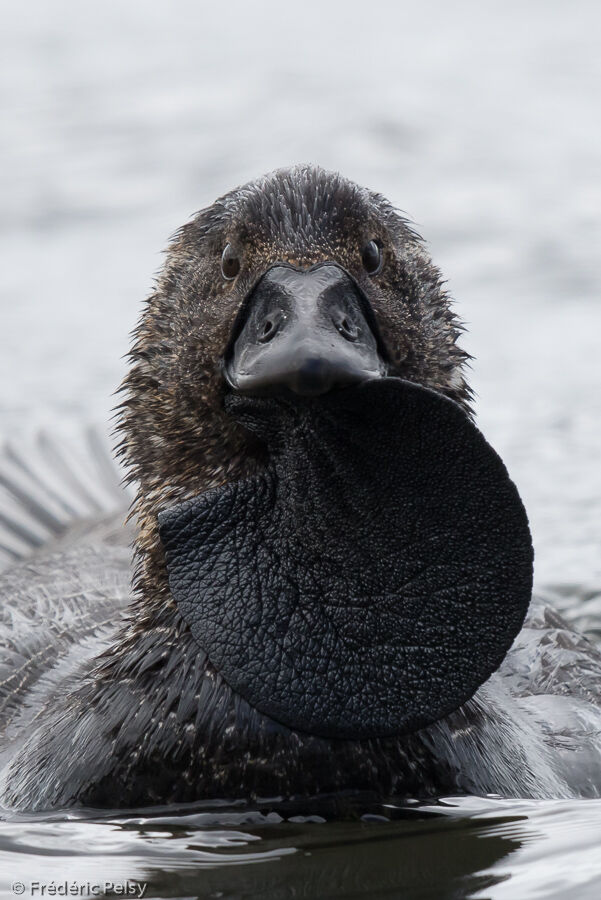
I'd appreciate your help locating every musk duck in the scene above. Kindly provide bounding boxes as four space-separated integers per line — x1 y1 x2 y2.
1 164 601 812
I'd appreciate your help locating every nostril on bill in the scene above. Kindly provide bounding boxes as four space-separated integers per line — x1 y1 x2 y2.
259 318 279 343
334 315 360 342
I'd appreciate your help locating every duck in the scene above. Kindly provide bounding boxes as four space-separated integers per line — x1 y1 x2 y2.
1 164 601 813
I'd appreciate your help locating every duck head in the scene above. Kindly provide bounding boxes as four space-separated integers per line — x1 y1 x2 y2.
117 165 532 741
119 165 471 501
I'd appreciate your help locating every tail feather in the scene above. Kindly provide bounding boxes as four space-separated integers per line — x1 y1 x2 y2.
0 428 130 571
85 427 128 504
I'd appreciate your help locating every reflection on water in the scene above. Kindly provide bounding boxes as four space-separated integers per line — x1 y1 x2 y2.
0 800 519 900
3 796 601 900
1 0 601 897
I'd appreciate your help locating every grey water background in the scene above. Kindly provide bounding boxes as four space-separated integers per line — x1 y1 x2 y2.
1 0 601 897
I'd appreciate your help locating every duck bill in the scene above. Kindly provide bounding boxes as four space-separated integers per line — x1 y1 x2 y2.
224 263 387 397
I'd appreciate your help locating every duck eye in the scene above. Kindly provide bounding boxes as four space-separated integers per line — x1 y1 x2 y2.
221 244 240 280
361 240 382 275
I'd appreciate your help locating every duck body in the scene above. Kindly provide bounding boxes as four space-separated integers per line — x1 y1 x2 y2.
1 165 601 812
1 525 601 810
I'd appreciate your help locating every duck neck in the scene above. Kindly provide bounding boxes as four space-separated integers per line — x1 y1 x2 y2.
127 452 265 623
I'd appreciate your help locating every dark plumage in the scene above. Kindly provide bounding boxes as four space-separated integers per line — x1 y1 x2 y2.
1 165 601 812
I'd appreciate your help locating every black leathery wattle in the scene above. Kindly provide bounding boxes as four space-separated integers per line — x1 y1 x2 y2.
158 378 533 739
